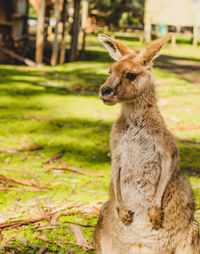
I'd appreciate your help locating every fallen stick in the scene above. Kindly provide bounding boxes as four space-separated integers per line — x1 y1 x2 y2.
36 197 51 223
70 224 93 250
37 234 66 248
35 220 95 231
34 224 65 231
0 210 84 230
38 234 94 250
43 164 104 177
0 144 43 153
0 46 36 67
0 174 46 189
0 217 43 229
0 187 47 192
45 149 66 163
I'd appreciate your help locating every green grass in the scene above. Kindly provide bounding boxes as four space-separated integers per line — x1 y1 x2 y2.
0 33 200 253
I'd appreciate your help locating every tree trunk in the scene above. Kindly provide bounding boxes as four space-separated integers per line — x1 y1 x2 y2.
35 0 45 65
69 0 81 62
51 0 61 66
59 0 68 64
81 0 88 52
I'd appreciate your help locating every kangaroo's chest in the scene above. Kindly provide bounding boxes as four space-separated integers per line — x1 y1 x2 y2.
114 127 161 194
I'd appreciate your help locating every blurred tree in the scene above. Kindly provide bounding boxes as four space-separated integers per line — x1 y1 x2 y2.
89 0 144 26
70 0 81 61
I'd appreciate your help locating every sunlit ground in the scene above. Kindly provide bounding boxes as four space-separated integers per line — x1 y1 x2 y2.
0 34 200 253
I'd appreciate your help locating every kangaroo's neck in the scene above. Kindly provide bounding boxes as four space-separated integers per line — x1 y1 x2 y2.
121 84 162 128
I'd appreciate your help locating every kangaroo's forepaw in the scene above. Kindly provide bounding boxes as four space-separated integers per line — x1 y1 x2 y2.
117 207 134 226
148 205 163 230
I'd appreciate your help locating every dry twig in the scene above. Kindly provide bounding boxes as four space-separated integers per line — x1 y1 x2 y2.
0 144 43 153
43 163 104 177
0 174 46 190
36 197 51 223
37 234 66 248
70 224 93 250
45 149 66 163
0 186 47 192
0 202 86 230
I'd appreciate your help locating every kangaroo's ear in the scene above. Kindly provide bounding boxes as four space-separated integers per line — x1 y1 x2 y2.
98 34 133 61
139 33 172 65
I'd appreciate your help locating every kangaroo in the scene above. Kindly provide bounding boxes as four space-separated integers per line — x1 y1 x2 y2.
93 34 200 254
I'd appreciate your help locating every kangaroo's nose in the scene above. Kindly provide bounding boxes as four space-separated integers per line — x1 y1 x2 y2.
101 87 113 96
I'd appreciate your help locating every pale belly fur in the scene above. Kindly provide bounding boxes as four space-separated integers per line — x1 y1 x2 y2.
99 203 175 254
116 128 161 212
100 223 171 254
111 129 168 251
100 235 156 254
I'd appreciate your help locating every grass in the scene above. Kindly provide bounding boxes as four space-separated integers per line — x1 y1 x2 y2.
0 33 200 253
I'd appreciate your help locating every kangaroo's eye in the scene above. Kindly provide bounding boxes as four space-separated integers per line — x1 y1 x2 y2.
126 72 137 81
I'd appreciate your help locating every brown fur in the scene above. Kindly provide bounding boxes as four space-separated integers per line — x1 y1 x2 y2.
93 34 200 254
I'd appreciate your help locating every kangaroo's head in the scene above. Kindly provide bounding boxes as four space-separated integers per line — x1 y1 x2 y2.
98 34 172 105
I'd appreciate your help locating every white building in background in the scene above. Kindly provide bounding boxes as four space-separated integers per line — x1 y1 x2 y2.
144 0 200 45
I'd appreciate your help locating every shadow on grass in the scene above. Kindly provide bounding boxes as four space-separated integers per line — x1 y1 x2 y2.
178 141 200 176
0 113 112 166
39 118 200 174
0 53 199 174
1 104 199 176
33 117 111 165
172 37 200 47
0 66 108 97
155 54 200 85
81 50 112 63
115 35 140 42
